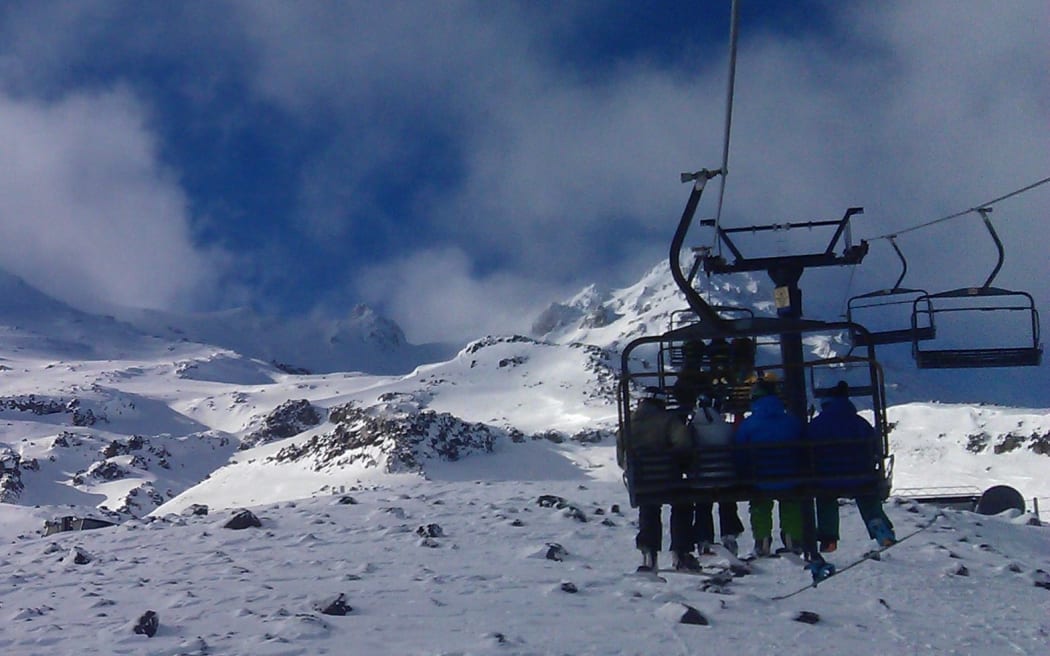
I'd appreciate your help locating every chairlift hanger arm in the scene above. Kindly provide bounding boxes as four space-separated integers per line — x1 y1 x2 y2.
976 208 1004 289
670 170 727 327
888 237 907 291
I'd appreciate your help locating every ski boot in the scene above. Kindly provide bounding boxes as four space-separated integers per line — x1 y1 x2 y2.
637 549 658 573
806 559 837 584
673 550 702 572
868 519 897 547
722 534 739 557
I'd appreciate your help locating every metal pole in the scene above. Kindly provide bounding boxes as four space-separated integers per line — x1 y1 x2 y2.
767 263 820 561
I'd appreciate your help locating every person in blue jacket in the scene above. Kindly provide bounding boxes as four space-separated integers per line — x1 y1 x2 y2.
809 381 896 550
734 377 804 556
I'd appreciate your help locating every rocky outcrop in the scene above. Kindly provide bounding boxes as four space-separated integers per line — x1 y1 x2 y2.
270 402 500 473
241 399 324 450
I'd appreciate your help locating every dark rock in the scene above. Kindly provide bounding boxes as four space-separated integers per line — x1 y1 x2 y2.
794 611 820 625
536 494 567 509
416 523 444 538
86 460 129 481
679 605 709 625
335 495 358 505
562 506 587 523
1033 569 1050 590
316 593 352 616
509 518 524 527
223 509 261 530
559 581 578 593
545 543 568 562
183 504 209 517
611 504 621 515
72 547 93 565
133 610 159 637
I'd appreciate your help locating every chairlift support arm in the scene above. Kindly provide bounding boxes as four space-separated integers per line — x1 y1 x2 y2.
699 207 867 274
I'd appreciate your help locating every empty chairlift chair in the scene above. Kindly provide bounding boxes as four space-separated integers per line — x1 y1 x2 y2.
847 237 935 347
911 209 1043 369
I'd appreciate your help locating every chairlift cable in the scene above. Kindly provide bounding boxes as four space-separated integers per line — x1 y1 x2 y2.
711 0 740 255
867 175 1050 243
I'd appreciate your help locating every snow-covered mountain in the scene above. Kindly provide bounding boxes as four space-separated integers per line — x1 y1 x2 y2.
113 302 456 376
0 267 454 375
534 260 1050 409
1 257 1048 654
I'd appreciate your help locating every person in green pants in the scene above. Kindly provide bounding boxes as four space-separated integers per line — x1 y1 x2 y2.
733 378 805 556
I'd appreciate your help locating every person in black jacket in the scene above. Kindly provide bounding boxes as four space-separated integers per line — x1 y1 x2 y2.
618 393 701 572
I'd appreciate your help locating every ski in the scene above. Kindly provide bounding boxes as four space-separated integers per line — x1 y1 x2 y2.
771 511 944 601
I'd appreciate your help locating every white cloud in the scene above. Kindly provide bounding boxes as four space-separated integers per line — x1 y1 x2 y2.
235 0 1050 339
0 1 1045 344
354 247 564 344
0 88 224 311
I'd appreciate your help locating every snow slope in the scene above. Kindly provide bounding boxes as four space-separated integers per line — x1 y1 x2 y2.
1 478 1047 655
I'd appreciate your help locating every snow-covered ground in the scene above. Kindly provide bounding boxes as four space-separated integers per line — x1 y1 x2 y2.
1 477 1048 655
1 261 1049 654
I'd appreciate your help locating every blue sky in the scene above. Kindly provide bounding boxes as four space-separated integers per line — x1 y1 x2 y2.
0 1 1046 345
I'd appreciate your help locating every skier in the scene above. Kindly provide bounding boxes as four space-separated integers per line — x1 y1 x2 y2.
617 391 701 572
809 381 896 550
733 377 804 556
689 393 745 555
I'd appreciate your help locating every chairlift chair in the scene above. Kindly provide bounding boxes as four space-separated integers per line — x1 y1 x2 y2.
808 355 879 402
911 209 1043 369
619 317 893 508
667 306 754 369
847 238 935 347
